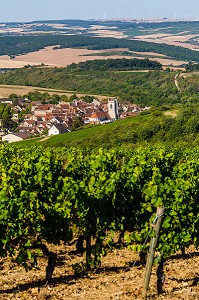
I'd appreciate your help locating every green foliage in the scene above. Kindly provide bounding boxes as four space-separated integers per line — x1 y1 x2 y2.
185 62 199 71
0 104 16 130
0 104 12 121
67 58 162 71
2 68 199 106
0 69 180 106
72 116 84 130
1 144 199 272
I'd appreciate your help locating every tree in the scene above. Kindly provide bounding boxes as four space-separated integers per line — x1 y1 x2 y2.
72 116 84 130
60 95 69 102
70 94 79 101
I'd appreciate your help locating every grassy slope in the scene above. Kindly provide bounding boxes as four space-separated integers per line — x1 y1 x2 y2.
14 114 170 149
15 117 136 148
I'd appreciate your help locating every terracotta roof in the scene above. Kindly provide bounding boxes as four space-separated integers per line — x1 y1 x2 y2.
51 113 65 119
59 103 70 109
121 112 138 118
31 101 41 105
24 120 35 124
24 114 33 119
35 105 51 110
90 111 107 119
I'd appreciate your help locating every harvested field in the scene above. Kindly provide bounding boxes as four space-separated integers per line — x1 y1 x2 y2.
148 57 186 66
0 59 39 68
0 84 108 100
88 29 128 39
0 47 113 65
88 25 127 39
0 244 199 300
0 47 131 67
0 46 186 68
135 33 199 50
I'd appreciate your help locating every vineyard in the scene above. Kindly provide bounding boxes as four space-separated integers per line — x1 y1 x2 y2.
0 144 199 298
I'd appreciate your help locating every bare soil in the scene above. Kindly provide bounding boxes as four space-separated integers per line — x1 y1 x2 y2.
0 244 198 300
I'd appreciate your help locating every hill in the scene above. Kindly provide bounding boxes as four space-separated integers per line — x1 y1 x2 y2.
1 68 199 106
0 69 180 106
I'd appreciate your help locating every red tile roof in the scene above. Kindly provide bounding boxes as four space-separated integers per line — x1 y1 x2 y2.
90 111 107 119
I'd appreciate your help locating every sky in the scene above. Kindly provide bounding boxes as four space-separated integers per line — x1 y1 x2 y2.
1 0 199 22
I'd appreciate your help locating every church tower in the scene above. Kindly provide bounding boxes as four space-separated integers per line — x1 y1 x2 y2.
108 98 118 120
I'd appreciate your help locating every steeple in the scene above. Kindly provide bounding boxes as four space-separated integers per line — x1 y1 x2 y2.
108 98 118 120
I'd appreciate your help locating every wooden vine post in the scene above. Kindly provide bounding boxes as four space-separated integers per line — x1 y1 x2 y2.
142 206 165 299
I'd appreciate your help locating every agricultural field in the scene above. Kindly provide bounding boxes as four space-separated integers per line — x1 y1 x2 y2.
0 47 187 69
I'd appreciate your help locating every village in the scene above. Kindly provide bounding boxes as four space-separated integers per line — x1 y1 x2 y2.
0 96 149 143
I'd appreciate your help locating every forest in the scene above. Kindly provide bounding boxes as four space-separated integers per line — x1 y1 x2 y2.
0 68 178 106
66 58 162 71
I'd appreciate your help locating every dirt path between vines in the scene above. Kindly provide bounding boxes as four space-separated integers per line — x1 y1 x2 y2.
37 136 50 142
174 73 181 92
0 244 199 300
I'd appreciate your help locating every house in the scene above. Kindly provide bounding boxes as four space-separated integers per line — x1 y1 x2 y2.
36 122 48 134
21 120 36 127
17 126 38 134
50 116 64 124
88 111 108 123
12 114 19 122
120 111 138 118
48 124 69 136
0 98 12 104
2 132 32 143
31 101 42 112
